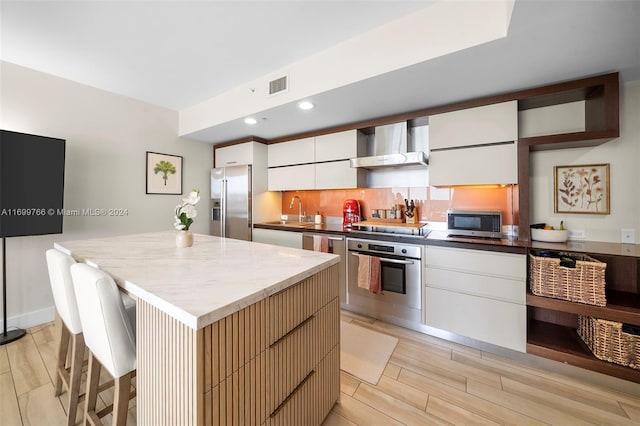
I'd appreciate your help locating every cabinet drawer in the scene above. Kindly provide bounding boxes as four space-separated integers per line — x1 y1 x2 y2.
425 267 524 304
265 346 340 426
210 352 268 426
267 298 339 415
425 246 525 281
268 138 315 167
267 264 339 345
425 287 526 352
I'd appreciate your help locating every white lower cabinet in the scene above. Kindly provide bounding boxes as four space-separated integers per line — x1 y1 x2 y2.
424 245 526 352
252 228 302 249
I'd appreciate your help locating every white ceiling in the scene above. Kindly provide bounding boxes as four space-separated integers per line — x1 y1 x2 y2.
2 1 640 145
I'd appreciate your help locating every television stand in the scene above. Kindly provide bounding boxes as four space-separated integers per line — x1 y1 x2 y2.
0 238 26 345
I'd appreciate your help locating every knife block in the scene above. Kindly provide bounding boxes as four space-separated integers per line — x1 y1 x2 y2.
405 209 418 224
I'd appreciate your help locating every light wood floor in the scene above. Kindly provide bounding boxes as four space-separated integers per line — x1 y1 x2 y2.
3 312 640 425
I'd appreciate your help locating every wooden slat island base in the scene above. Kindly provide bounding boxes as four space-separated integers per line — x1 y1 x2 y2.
138 265 340 425
55 231 341 425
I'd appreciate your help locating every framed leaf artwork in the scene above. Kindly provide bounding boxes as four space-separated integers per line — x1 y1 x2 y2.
146 151 183 195
554 163 610 214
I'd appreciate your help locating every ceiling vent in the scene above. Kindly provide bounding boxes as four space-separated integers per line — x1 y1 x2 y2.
268 75 288 95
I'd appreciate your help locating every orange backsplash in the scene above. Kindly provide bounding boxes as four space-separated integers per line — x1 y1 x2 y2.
280 186 518 225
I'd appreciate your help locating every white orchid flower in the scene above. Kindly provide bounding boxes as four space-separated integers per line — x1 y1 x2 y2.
182 204 197 219
182 190 200 205
173 189 200 231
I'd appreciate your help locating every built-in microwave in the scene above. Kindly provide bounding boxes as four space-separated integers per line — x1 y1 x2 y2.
447 210 502 239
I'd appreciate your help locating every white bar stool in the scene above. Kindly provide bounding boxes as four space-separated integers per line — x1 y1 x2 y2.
46 249 85 426
70 263 136 426
46 249 136 425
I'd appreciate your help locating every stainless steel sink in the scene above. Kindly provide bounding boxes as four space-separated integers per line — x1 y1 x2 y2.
262 220 317 228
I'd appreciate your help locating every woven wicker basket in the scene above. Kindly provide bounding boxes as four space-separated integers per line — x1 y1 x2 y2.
578 316 640 370
529 252 606 306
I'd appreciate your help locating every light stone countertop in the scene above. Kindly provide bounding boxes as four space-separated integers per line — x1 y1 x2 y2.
55 231 340 330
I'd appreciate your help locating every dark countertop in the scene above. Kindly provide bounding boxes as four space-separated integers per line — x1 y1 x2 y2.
254 222 640 258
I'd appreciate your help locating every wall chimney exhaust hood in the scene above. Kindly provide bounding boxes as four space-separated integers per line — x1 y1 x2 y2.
350 122 428 169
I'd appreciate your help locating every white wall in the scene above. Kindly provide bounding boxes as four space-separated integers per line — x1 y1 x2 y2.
0 61 212 329
529 80 640 242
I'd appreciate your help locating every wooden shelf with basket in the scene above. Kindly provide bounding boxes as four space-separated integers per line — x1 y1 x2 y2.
526 246 640 383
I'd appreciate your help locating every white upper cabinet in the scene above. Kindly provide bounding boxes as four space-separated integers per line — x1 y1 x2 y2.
266 130 366 190
429 100 518 150
214 142 255 167
268 164 315 191
267 137 315 167
315 130 366 162
428 100 518 186
315 160 365 190
429 143 518 186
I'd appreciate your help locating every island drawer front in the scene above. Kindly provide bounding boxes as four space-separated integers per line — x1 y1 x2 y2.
203 265 339 392
267 297 339 416
268 264 339 345
205 299 269 389
208 351 268 426
206 300 339 426
265 346 340 426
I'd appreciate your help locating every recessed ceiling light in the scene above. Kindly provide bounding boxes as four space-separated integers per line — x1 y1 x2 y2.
297 101 314 110
244 117 257 125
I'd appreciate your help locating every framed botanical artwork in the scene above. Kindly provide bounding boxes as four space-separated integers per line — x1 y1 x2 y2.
554 163 610 214
146 151 183 195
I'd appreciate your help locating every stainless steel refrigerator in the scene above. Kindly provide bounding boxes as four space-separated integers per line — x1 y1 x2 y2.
210 165 252 241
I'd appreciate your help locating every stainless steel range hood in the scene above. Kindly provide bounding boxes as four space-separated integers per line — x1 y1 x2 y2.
350 122 428 169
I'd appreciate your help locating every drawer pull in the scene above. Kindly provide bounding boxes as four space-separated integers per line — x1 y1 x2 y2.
270 314 315 348
269 369 316 419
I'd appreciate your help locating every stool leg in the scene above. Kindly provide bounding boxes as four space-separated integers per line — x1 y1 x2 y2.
112 372 132 426
84 353 101 426
54 315 71 397
66 332 85 426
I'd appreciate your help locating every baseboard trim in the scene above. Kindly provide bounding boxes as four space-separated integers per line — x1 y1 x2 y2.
0 305 55 331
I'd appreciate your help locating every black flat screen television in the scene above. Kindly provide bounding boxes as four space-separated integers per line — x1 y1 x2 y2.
0 130 66 237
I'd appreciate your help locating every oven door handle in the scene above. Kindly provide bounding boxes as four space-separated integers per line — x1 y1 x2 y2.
349 252 414 265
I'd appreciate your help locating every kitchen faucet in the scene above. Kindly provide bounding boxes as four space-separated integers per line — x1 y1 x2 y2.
290 195 304 221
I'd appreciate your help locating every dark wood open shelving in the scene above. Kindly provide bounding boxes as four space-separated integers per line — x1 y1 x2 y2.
519 130 619 151
527 319 640 383
527 291 640 326
527 244 640 382
517 72 620 241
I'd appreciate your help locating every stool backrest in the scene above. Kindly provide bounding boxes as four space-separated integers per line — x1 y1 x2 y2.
46 249 82 334
70 263 136 378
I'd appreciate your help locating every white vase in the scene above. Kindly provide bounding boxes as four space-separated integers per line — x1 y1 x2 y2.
176 230 194 248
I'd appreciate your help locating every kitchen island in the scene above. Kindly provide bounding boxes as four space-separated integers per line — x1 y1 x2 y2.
55 231 341 425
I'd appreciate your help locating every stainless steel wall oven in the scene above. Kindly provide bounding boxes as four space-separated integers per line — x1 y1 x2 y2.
346 238 422 327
